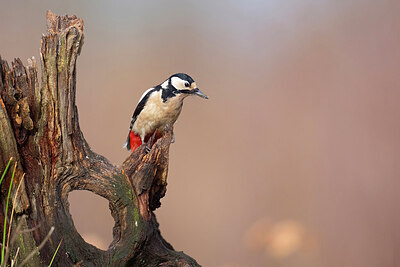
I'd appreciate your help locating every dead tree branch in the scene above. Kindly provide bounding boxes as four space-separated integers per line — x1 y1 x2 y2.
0 11 199 267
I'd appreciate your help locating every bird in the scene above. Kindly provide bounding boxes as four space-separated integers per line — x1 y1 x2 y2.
124 73 208 152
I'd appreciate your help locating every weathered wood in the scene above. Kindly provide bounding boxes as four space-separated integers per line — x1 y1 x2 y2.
0 11 199 267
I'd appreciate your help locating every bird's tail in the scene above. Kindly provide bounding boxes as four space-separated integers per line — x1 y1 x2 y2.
123 132 131 152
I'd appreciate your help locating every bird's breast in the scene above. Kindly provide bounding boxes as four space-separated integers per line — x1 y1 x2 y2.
132 92 184 138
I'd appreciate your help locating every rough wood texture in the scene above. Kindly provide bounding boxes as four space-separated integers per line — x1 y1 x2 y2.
0 11 199 267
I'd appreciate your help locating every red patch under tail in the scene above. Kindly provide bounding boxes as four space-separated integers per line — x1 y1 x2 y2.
129 131 142 151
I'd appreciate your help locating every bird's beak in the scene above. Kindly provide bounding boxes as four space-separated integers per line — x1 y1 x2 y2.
193 88 208 99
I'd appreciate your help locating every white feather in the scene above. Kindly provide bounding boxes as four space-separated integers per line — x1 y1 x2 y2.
161 80 169 89
171 77 187 90
138 87 154 104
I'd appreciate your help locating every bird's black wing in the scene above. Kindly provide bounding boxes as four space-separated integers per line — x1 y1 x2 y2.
124 86 161 151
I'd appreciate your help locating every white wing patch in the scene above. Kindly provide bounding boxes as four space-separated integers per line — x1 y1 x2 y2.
138 87 154 104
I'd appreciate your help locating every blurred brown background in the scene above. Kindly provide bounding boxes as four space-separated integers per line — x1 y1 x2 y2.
1 1 400 266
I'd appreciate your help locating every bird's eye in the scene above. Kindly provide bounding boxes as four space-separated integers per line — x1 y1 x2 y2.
184 82 190 87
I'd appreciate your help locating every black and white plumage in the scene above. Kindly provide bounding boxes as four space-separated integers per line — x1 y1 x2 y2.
124 73 208 152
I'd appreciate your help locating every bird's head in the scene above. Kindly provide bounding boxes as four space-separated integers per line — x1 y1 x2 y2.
163 73 208 99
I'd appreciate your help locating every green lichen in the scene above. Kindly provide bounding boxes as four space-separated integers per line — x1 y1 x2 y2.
108 172 148 265
57 36 67 73
11 217 43 267
111 173 134 204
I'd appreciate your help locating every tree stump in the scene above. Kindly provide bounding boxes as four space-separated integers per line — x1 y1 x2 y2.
0 11 199 267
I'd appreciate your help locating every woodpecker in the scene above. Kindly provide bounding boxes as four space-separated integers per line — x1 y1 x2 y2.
124 73 208 152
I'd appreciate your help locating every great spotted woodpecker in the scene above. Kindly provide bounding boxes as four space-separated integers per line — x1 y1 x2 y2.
124 73 208 152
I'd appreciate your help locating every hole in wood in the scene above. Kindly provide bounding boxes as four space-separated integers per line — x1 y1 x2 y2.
68 190 114 250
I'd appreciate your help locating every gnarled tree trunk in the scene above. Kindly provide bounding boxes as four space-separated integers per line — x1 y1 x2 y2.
0 11 199 267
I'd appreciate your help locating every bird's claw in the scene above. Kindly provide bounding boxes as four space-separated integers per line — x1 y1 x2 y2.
145 145 151 153
164 124 171 133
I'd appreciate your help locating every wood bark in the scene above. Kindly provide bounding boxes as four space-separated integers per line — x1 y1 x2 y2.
0 11 199 267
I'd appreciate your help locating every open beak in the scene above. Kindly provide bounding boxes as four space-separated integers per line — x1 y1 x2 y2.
193 88 208 99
